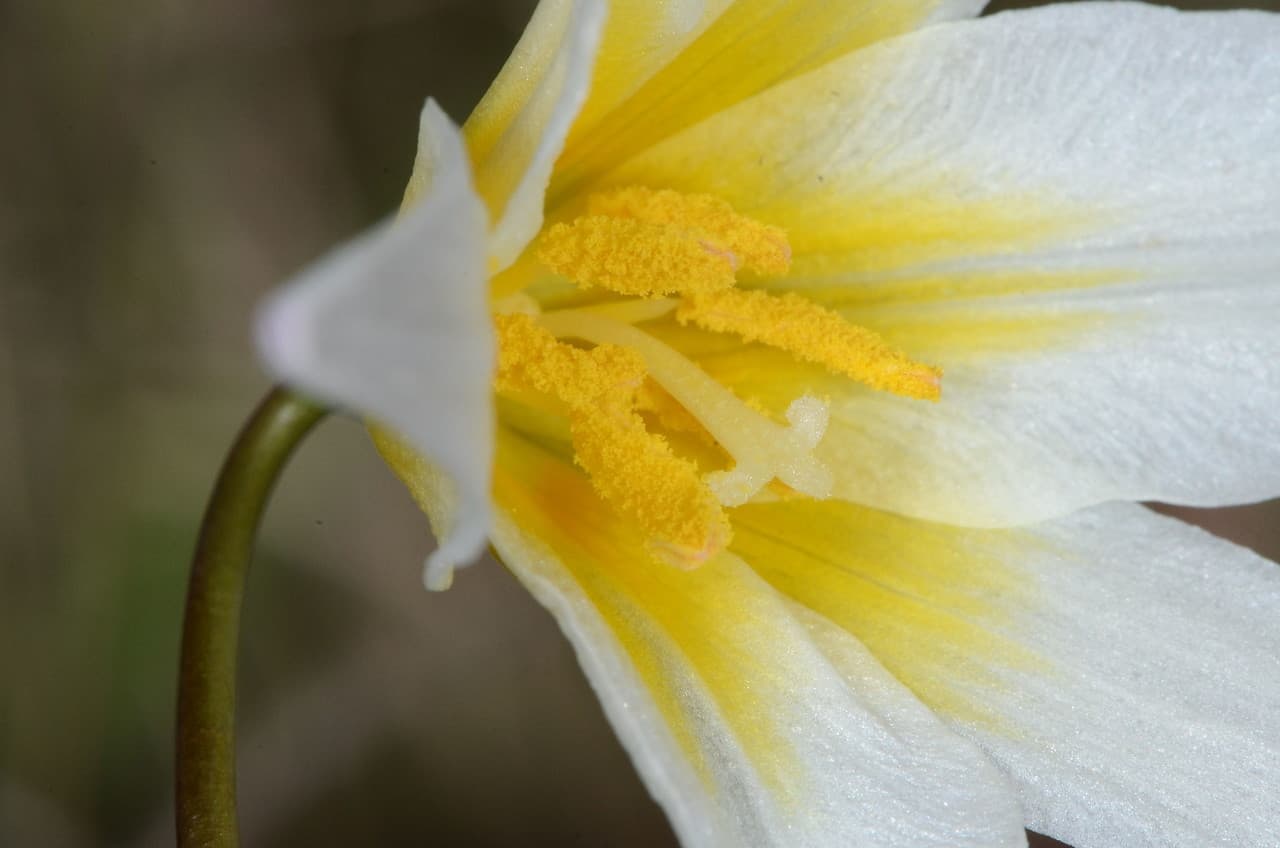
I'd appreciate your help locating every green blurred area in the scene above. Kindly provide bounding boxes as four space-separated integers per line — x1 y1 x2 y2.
1 1 1277 846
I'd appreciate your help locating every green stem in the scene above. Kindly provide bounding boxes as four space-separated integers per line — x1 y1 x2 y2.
176 387 327 847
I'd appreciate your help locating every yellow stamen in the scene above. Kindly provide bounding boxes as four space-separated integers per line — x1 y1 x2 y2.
538 309 833 506
506 186 943 566
536 186 793 297
677 288 943 401
538 217 737 297
588 187 792 277
495 314 731 566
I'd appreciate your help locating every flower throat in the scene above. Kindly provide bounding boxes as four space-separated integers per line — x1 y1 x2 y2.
495 187 940 568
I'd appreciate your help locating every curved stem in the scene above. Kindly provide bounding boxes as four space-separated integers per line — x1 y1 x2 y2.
176 387 327 847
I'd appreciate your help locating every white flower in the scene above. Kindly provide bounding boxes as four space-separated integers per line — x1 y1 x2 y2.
257 2 1280 845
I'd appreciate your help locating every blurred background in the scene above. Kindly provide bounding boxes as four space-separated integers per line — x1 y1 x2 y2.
2 1 1276 845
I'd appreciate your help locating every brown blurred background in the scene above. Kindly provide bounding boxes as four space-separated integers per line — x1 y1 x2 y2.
1 1 1276 846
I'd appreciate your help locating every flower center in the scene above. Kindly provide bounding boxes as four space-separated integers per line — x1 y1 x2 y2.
495 186 940 568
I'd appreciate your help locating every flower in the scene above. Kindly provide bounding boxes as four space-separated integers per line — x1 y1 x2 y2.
255 2 1280 846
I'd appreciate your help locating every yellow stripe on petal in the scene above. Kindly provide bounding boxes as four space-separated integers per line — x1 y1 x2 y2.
789 268 1128 311
563 1 733 145
777 192 1074 278
858 308 1110 365
493 432 1033 845
551 0 975 202
732 498 1045 727
492 429 800 797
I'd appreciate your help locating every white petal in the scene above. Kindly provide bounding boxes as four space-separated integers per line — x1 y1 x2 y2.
616 2 1280 524
490 432 1026 848
256 101 492 589
732 499 1280 847
821 279 1280 525
950 505 1280 848
459 0 607 270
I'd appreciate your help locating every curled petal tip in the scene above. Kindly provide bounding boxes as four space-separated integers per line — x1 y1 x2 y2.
423 558 455 592
421 503 492 591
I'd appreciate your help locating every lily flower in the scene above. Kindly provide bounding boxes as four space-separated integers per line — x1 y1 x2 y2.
255 1 1280 846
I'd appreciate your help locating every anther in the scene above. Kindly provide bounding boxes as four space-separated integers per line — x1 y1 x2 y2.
677 288 942 401
495 314 732 566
